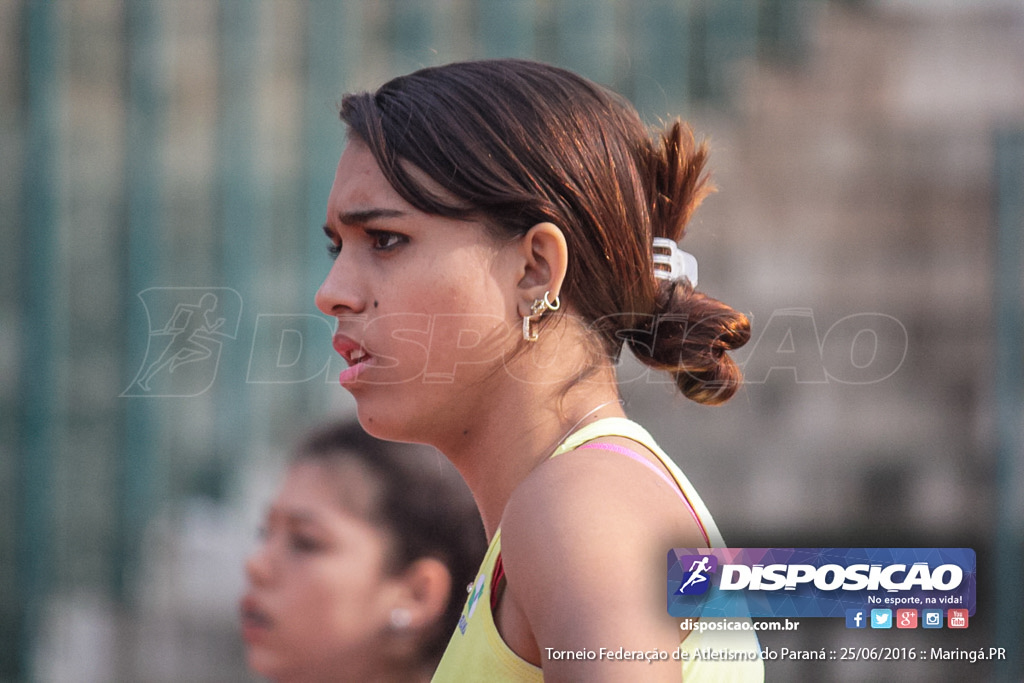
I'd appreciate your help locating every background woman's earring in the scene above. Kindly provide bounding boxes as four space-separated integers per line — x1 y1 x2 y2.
390 607 412 630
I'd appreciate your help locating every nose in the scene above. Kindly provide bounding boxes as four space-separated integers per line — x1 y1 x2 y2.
245 541 275 587
315 254 366 316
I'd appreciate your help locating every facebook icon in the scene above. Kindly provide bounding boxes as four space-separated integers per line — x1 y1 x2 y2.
846 609 867 629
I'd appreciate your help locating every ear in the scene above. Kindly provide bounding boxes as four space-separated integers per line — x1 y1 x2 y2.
391 557 452 631
516 222 568 316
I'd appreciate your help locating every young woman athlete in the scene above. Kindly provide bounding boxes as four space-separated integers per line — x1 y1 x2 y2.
316 59 764 681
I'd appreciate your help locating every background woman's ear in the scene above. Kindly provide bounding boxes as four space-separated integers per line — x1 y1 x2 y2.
393 557 452 631
516 222 568 306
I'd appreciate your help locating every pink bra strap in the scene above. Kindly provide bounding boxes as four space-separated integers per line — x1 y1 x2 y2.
577 442 711 547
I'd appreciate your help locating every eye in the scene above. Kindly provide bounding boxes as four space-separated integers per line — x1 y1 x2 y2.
367 230 406 251
326 240 341 259
289 532 323 554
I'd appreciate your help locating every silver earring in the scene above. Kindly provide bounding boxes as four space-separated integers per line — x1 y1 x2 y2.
522 291 560 342
390 607 412 630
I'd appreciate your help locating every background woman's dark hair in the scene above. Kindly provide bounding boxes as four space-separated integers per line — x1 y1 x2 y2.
294 421 486 664
340 58 750 404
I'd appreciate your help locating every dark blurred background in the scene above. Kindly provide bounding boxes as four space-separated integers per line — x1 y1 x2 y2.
2 0 1022 680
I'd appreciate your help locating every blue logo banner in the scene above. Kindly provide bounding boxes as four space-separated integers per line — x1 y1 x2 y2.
667 548 976 618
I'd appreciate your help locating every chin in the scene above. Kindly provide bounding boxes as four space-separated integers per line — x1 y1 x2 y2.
354 391 442 445
246 647 286 681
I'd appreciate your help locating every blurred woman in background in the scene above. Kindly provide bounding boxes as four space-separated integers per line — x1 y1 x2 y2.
240 421 486 682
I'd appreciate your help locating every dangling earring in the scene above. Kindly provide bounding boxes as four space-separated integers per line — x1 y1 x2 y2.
522 290 561 342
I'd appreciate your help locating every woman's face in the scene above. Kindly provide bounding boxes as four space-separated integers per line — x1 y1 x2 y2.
315 139 522 444
241 461 399 681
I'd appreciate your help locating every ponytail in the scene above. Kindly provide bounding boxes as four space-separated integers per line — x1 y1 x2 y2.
626 281 751 405
626 121 751 405
645 121 713 243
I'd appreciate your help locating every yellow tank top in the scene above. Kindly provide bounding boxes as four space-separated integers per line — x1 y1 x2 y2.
432 417 765 682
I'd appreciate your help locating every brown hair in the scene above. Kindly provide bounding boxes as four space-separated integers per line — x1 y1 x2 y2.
294 422 485 664
340 59 750 404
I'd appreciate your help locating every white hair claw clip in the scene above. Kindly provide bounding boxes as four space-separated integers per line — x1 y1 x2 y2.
652 237 698 286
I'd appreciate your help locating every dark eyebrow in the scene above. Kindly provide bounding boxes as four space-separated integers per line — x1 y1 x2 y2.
284 510 319 525
338 208 406 226
269 505 320 526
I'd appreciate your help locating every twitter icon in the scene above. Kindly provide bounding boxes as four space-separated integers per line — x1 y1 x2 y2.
870 609 892 629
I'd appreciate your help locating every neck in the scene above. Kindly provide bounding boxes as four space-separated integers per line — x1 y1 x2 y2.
437 370 624 539
374 664 432 683
285 656 430 683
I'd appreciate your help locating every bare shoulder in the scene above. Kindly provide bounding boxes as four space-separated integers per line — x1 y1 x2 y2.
498 445 703 680
502 441 705 554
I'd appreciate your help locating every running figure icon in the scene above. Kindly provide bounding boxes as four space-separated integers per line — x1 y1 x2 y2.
123 288 241 397
678 556 713 594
